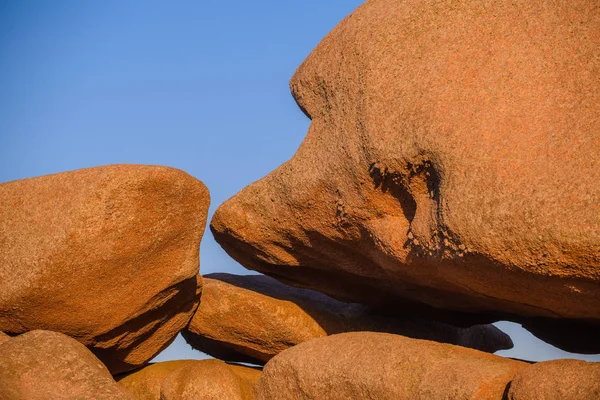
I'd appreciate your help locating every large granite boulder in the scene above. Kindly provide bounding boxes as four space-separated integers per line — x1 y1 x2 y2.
160 359 261 400
256 332 527 400
0 330 133 400
211 0 600 343
183 273 512 364
0 165 209 373
507 359 600 400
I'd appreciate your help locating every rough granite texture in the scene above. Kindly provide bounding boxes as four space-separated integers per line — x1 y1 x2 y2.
117 360 198 400
0 165 209 373
183 273 512 364
256 332 527 400
160 359 261 400
0 331 10 346
0 330 134 400
507 359 600 400
211 0 600 343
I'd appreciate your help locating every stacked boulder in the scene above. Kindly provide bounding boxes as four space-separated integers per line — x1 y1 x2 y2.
182 273 513 365
1 0 599 398
211 0 600 349
206 0 599 397
0 165 209 374
0 330 134 400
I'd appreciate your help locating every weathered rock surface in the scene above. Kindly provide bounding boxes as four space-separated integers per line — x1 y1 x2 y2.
257 332 526 400
117 360 197 400
0 331 10 346
0 165 209 373
160 359 261 400
183 273 512 364
0 330 133 400
507 359 600 400
211 0 600 342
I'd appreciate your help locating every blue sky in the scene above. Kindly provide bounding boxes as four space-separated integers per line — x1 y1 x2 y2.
1 1 597 364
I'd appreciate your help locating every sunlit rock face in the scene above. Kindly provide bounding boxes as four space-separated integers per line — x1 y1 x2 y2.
211 0 600 337
0 165 209 373
256 332 527 400
0 330 134 400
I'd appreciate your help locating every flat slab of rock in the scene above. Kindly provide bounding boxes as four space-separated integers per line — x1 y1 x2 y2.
256 332 527 400
160 359 261 400
210 0 600 340
0 165 209 373
183 273 512 364
0 330 133 400
507 359 600 399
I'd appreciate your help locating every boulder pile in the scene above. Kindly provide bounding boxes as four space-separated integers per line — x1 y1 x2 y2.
1 0 599 398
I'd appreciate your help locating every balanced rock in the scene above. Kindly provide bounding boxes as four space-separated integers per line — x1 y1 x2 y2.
0 330 133 400
211 0 600 337
117 360 197 400
183 273 512 364
507 359 600 400
256 332 527 400
160 359 261 400
0 165 209 373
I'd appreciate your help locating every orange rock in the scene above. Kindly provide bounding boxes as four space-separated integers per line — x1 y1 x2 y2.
0 330 134 400
211 0 600 334
507 359 600 399
160 359 261 400
117 360 198 400
256 332 527 400
0 165 209 373
183 273 512 364
0 331 10 346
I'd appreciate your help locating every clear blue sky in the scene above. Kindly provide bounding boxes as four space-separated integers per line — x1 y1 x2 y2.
1 0 597 364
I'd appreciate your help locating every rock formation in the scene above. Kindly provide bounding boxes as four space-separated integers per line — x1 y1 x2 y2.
256 332 527 400
183 273 512 364
211 0 600 349
0 165 209 373
160 359 261 400
0 330 133 400
0 0 597 397
507 359 600 399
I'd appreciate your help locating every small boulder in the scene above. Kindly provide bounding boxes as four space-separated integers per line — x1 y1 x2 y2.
0 330 133 400
256 332 527 400
0 165 209 373
117 360 197 400
160 359 261 400
183 273 512 364
507 359 600 399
